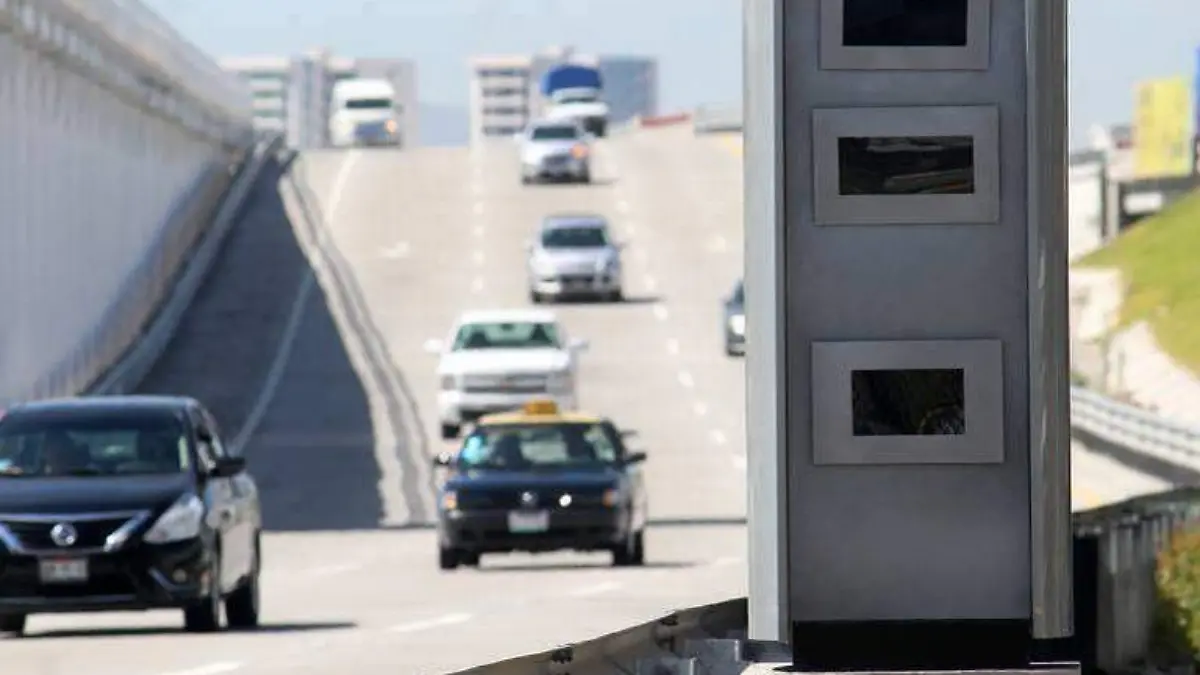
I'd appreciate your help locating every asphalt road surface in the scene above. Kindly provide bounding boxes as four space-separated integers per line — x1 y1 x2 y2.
2 127 1171 674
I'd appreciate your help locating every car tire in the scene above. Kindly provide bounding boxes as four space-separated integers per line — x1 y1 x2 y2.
579 171 591 184
521 175 531 185
0 613 26 635
608 289 624 303
438 547 460 571
461 551 481 567
529 290 542 304
611 529 645 567
440 423 460 440
225 534 261 629
184 554 222 632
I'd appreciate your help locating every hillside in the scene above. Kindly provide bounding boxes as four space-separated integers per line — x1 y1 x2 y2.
1077 189 1200 371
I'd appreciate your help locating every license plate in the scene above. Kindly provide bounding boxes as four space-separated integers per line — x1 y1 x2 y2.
507 510 549 533
38 557 88 583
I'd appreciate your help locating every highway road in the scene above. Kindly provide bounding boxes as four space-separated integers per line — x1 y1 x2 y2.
1 126 1173 674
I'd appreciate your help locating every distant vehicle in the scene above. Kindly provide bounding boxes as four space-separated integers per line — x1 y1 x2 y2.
0 396 262 635
519 119 592 185
424 309 589 439
432 399 647 570
526 214 624 303
540 64 608 137
722 279 745 356
328 78 402 148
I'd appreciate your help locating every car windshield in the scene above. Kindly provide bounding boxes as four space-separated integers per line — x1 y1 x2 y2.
451 321 560 350
541 225 608 249
343 98 392 110
530 125 579 141
456 422 620 471
0 413 190 477
557 93 596 104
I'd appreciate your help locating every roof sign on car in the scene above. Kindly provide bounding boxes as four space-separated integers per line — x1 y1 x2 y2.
522 400 558 416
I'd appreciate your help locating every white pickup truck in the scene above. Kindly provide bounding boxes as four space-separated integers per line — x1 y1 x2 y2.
425 309 588 439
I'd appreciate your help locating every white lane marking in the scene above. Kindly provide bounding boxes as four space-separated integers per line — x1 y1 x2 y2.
652 304 668 321
625 222 638 235
305 562 361 578
678 371 695 388
389 612 473 633
616 200 630 214
472 250 485 265
709 429 727 445
643 275 657 292
161 663 243 675
708 556 741 568
709 235 727 253
473 202 484 215
230 151 361 452
381 241 409 259
634 249 648 264
471 277 484 293
693 401 708 417
731 455 747 470
666 338 680 355
472 224 484 237
569 581 622 597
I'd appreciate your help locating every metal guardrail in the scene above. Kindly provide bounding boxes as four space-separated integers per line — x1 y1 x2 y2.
1070 385 1200 468
446 598 747 675
693 104 744 134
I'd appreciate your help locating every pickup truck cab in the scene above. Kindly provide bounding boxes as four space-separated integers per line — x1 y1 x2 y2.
425 309 588 439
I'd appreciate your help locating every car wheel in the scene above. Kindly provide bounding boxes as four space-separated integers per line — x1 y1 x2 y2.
579 171 591 184
611 529 645 567
529 290 542 304
608 289 624 303
225 534 261 629
461 551 481 567
0 613 26 636
438 546 460 571
521 175 531 185
184 554 222 632
440 423 460 440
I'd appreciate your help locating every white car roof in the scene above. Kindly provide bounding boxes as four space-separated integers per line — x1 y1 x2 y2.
455 308 559 326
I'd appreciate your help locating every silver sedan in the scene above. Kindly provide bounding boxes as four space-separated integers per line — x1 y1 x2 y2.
526 215 624 303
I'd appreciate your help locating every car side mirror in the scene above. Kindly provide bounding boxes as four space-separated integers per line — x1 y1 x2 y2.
620 429 638 439
432 452 454 467
424 339 444 354
568 337 589 352
210 456 245 478
625 452 647 465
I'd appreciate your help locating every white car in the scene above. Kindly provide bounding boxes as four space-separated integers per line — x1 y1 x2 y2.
424 309 588 439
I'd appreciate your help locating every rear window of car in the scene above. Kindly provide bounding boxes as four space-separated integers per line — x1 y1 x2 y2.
531 125 579 141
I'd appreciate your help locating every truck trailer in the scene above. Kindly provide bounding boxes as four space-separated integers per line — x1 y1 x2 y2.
540 64 609 137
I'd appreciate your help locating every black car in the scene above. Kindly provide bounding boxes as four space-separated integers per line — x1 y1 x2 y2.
722 278 745 356
0 395 262 635
432 407 648 570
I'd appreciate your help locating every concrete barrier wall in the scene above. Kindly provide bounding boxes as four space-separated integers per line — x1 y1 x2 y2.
0 0 254 402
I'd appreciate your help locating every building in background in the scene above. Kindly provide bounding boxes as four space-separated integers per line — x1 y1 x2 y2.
467 46 657 142
221 50 418 150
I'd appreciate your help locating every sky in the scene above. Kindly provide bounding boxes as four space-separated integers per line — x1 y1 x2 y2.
146 0 1200 147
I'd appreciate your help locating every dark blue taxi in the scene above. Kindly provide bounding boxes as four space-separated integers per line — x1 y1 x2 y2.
432 400 648 570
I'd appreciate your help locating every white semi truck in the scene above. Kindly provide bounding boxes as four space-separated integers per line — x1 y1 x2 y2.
328 78 402 148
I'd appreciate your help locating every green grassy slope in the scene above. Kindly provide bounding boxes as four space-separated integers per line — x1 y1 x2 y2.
1077 189 1200 372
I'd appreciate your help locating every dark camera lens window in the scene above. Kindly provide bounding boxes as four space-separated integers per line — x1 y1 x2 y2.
851 368 965 436
837 136 975 196
843 0 969 47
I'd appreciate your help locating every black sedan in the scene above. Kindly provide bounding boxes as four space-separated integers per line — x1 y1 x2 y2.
722 278 745 356
0 395 262 635
432 403 648 569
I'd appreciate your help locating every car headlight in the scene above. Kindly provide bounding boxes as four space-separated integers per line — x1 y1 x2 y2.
440 491 457 511
601 488 622 507
730 314 745 335
143 494 204 544
440 374 458 390
596 257 619 272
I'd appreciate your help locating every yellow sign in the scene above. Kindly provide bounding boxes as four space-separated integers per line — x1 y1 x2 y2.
1133 76 1194 179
